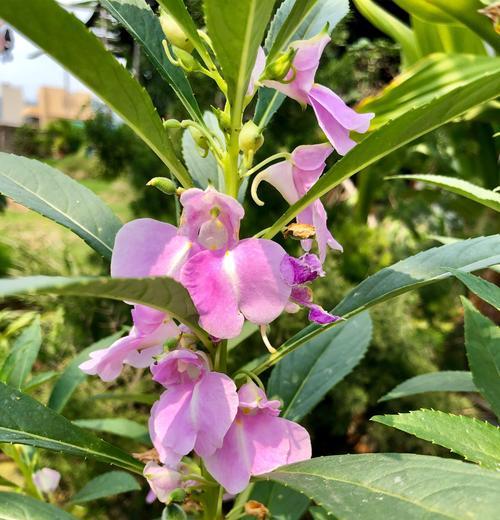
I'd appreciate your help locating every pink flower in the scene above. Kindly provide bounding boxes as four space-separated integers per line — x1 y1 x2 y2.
179 188 292 339
33 468 60 494
143 461 183 504
281 253 341 324
263 33 373 155
253 143 342 262
247 47 266 95
149 349 238 464
203 382 311 494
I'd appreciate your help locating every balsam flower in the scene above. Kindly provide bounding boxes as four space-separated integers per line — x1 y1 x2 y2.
143 461 183 504
149 349 238 464
203 382 311 494
33 468 60 494
179 188 292 339
263 33 373 155
252 143 341 262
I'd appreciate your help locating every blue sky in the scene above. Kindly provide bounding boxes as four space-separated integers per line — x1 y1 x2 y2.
0 3 91 102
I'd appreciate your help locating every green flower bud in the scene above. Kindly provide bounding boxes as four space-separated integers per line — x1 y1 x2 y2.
189 126 209 157
159 8 193 52
147 177 177 195
163 118 182 129
173 46 199 71
239 120 264 154
265 48 296 81
214 107 231 133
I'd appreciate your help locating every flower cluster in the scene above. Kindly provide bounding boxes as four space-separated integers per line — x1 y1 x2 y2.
79 28 371 505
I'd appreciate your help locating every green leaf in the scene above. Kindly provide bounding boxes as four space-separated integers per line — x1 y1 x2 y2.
0 316 42 390
100 0 202 122
0 153 122 260
157 0 212 65
353 0 420 67
0 492 77 519
48 329 126 414
268 312 372 421
395 0 457 23
249 482 310 520
379 371 477 402
73 418 149 443
89 392 157 405
358 54 499 130
0 275 207 345
372 410 500 470
0 382 143 474
205 0 276 113
182 111 225 190
0 0 191 187
463 297 500 419
450 269 500 310
22 371 59 393
256 0 349 127
387 174 500 213
70 471 140 504
266 0 318 63
262 64 500 240
252 235 500 376
262 454 500 519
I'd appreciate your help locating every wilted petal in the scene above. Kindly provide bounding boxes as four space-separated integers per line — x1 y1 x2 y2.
308 84 373 155
143 461 182 504
33 468 61 494
308 305 341 324
192 372 238 457
149 386 197 464
280 253 324 286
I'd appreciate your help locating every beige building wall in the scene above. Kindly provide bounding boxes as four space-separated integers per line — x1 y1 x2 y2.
0 83 24 126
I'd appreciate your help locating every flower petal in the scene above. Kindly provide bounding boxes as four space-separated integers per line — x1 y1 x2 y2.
192 372 238 457
248 46 266 95
257 159 299 204
233 239 291 326
181 250 244 339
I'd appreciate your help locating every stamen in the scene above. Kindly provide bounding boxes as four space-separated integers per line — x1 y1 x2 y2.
260 324 276 353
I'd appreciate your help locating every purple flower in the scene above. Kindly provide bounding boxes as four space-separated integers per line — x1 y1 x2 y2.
149 349 238 464
263 33 373 155
203 382 311 494
281 254 341 325
178 188 292 339
33 468 60 494
143 461 183 504
253 143 342 262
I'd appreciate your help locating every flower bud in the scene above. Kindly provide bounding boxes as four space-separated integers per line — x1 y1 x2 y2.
147 177 177 195
189 127 209 157
159 8 193 52
173 46 200 71
265 48 296 81
239 120 264 155
163 118 182 129
214 107 231 133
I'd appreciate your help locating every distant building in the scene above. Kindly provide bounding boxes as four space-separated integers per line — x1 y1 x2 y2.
0 83 23 126
22 86 93 127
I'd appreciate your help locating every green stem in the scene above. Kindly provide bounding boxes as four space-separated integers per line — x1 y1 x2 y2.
5 445 43 500
225 483 254 520
241 151 291 178
214 340 228 373
224 129 241 198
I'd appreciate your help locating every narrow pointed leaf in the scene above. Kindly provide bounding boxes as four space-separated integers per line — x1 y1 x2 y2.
256 0 349 127
358 55 499 129
205 0 276 113
70 471 140 504
0 316 41 390
450 269 500 310
379 371 477 402
261 454 500 519
0 153 122 259
252 235 500 376
73 418 149 442
22 371 59 393
48 329 126 413
463 298 500 419
387 174 500 213
0 382 143 474
0 0 191 187
0 493 77 519
263 65 500 240
268 312 372 421
373 410 500 470
100 0 202 122
0 275 206 343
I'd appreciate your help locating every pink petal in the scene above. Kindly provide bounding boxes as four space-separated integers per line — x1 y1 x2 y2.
149 386 197 464
292 142 333 172
143 461 182 504
192 372 239 457
33 468 61 493
281 418 312 464
233 239 291 326
203 417 253 495
258 160 300 204
247 46 266 95
181 250 244 339
151 349 207 387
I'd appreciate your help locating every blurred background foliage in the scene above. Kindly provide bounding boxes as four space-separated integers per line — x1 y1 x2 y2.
0 0 498 518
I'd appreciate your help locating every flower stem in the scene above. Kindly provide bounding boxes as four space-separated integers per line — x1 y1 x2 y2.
241 151 291 178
